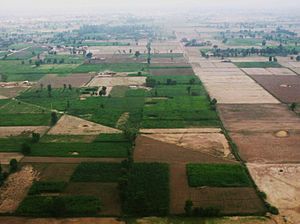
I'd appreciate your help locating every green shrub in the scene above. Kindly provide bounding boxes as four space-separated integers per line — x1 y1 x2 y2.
184 200 193 216
28 181 67 195
31 133 40 143
9 159 18 173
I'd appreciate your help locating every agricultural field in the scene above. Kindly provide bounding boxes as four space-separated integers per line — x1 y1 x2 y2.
1 8 300 223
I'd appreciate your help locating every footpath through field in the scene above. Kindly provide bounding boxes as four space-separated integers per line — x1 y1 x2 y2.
183 45 300 223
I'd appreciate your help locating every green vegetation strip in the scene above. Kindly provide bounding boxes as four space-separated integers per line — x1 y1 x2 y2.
234 61 282 68
17 195 101 216
186 164 252 187
28 181 67 195
123 163 170 216
71 162 122 182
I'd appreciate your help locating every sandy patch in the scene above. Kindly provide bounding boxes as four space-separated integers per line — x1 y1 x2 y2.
0 126 50 137
242 68 272 75
86 76 146 87
115 112 129 129
266 68 297 76
48 115 121 135
0 165 38 213
248 163 300 223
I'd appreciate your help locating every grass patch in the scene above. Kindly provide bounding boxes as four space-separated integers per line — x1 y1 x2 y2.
186 164 252 187
74 63 147 73
0 113 51 126
28 181 67 195
71 162 122 182
234 61 282 68
123 163 169 216
16 195 101 216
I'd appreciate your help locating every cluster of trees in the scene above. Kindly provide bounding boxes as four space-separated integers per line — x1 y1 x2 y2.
0 159 19 186
202 45 299 58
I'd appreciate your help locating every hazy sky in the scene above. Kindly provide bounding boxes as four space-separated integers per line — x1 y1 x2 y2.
0 0 299 15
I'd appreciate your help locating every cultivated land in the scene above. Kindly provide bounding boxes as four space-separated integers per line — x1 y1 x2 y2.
1 12 300 224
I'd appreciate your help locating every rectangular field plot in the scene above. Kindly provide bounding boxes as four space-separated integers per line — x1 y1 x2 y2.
186 164 252 187
234 62 282 68
123 163 170 216
71 162 122 182
250 75 300 103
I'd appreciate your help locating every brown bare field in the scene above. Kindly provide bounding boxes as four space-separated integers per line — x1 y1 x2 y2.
0 86 28 98
134 135 236 164
291 67 300 75
0 217 124 224
242 68 273 76
266 68 297 76
37 74 94 88
0 153 23 165
149 67 194 76
143 131 234 159
248 163 300 223
192 64 279 104
218 104 300 163
86 76 146 87
29 163 77 182
0 165 38 213
64 183 121 216
218 104 300 132
250 75 300 103
0 126 49 137
21 157 123 164
230 132 300 163
48 115 121 135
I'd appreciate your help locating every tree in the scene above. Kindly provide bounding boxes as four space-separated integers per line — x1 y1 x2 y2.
134 51 141 59
31 133 40 143
189 78 196 85
29 59 32 64
21 143 31 155
63 84 67 91
86 52 93 59
47 84 52 97
68 84 72 90
35 60 41 67
184 200 193 216
51 112 58 126
290 102 297 111
262 40 267 46
40 83 44 90
9 159 18 173
296 55 300 62
145 77 156 88
186 86 191 95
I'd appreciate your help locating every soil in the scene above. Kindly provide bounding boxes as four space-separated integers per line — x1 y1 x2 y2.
192 64 279 104
250 75 300 103
0 153 24 165
48 115 121 135
248 163 300 223
86 76 146 87
134 135 236 164
0 165 38 213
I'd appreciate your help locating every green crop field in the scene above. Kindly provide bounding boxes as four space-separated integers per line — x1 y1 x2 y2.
17 195 101 216
28 181 67 195
234 61 282 68
74 63 147 73
123 163 170 216
226 38 263 46
71 162 122 182
186 164 252 187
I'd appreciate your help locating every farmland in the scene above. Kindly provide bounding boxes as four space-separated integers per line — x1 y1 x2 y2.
1 6 300 224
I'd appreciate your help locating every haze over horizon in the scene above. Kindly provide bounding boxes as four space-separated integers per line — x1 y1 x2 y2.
1 0 299 16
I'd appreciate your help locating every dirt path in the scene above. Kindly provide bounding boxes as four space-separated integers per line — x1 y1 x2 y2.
0 165 38 213
21 157 124 163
